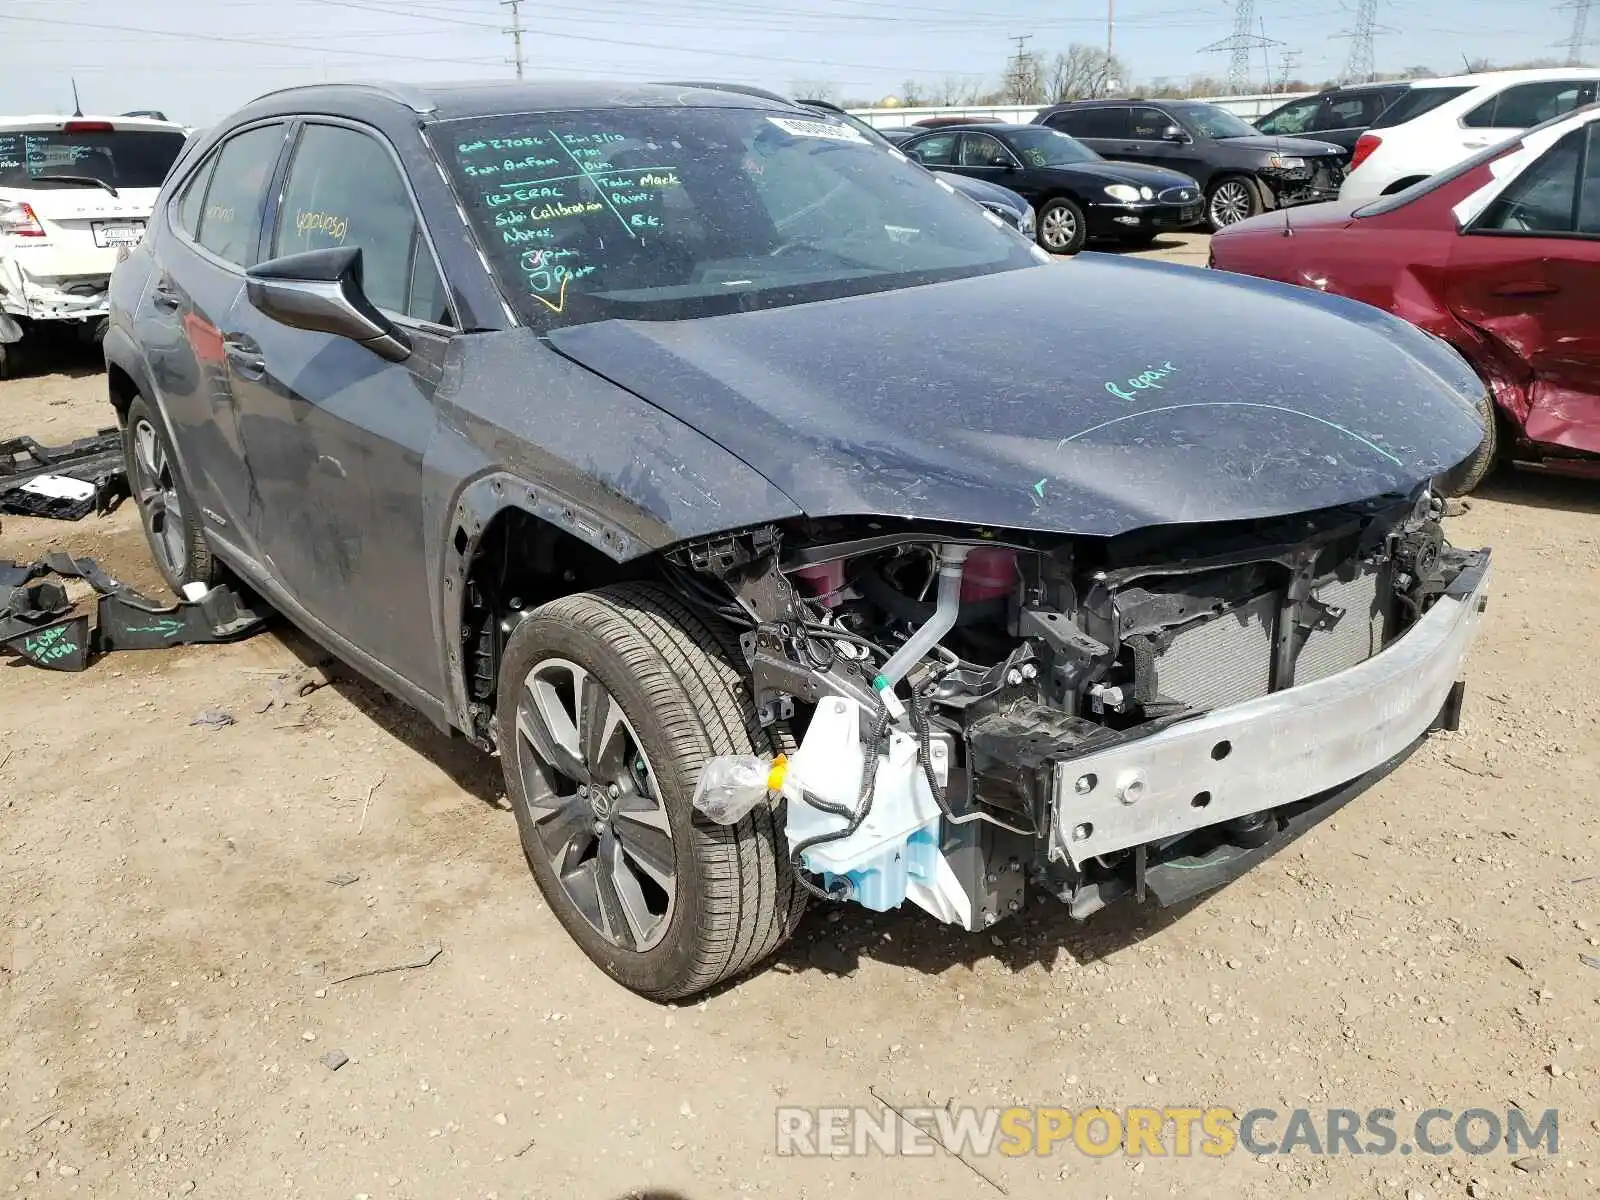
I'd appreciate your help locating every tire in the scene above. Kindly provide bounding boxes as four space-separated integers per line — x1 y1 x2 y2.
497 582 806 1001
0 339 11 381
123 394 223 594
1206 175 1262 231
1436 389 1500 497
1035 197 1087 255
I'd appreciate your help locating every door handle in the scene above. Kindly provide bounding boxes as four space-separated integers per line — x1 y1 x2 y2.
1120 145 1140 152
151 282 181 313
222 334 266 379
1490 280 1559 298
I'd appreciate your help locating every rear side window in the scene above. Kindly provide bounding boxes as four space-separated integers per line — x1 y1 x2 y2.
1320 90 1393 129
1463 80 1596 129
0 127 186 191
196 124 288 268
173 156 216 239
271 123 450 325
1368 86 1470 129
1045 107 1127 138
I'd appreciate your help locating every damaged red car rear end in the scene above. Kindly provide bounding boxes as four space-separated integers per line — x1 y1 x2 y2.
1209 102 1600 493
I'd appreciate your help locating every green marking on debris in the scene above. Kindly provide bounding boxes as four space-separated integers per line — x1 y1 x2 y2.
1032 478 1046 498
124 618 184 637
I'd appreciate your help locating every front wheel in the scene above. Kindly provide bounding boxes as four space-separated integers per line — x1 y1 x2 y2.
1206 176 1262 231
497 582 805 1001
1437 389 1501 497
1035 197 1087 255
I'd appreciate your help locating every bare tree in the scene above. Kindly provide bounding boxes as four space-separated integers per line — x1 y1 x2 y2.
901 78 931 106
932 75 982 105
790 78 840 103
1046 44 1126 101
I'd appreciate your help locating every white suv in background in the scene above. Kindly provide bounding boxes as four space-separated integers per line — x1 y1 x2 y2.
0 113 189 377
1338 67 1600 202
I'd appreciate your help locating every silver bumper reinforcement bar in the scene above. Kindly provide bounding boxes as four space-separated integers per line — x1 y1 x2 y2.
1050 551 1493 867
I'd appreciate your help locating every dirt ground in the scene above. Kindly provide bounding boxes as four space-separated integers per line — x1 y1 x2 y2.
2 241 1598 1200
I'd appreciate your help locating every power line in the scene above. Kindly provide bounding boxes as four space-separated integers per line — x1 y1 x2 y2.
502 0 525 80
1198 0 1280 94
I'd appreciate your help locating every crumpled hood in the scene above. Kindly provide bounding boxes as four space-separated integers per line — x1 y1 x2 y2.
545 255 1488 537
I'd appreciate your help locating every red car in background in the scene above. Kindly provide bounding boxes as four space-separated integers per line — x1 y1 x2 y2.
1209 103 1600 494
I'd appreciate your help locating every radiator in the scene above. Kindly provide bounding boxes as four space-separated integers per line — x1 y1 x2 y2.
1145 566 1389 711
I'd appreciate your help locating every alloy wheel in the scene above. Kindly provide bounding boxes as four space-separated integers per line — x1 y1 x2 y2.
1209 180 1254 227
514 658 676 952
1041 204 1078 251
130 418 187 579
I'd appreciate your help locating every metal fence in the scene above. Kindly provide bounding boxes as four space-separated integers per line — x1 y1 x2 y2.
847 92 1312 128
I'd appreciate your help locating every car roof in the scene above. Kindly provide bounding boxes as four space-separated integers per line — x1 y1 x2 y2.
904 122 1035 134
231 79 802 125
1409 66 1600 89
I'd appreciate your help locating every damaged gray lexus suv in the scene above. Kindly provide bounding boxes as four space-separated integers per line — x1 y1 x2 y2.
106 80 1493 1000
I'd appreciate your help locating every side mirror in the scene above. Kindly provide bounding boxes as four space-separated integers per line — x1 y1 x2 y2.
245 246 410 363
1162 125 1189 143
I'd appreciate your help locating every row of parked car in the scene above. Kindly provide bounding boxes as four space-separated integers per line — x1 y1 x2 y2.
873 67 1600 238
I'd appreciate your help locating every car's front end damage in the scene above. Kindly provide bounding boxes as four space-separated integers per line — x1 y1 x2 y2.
674 491 1489 928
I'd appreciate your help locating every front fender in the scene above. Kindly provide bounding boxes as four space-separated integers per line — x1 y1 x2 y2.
422 328 804 733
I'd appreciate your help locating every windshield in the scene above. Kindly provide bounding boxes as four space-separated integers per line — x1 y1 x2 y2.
1175 104 1261 140
429 106 1038 328
1001 127 1100 166
0 128 186 191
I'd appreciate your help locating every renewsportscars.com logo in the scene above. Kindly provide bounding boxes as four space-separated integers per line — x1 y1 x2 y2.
776 1105 1560 1159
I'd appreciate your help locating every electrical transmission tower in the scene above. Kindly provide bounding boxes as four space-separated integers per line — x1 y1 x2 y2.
1559 0 1595 65
503 0 527 80
1340 0 1381 82
1199 0 1281 94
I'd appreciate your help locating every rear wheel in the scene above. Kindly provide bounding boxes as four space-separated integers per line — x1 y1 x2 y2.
1035 197 1087 254
123 394 223 594
497 582 805 1001
1206 175 1261 231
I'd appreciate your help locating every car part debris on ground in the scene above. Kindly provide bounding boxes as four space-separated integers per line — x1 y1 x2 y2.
0 427 129 519
0 551 266 671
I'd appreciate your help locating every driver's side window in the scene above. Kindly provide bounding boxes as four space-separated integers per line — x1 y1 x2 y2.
1257 97 1319 135
1477 129 1583 235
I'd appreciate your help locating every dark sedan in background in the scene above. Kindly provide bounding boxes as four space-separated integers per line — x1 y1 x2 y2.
1034 99 1346 231
900 123 1202 252
798 99 1036 237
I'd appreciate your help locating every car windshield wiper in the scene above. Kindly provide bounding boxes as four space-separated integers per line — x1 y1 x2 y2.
30 174 120 198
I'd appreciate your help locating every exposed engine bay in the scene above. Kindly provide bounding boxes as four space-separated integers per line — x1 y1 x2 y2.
668 486 1491 930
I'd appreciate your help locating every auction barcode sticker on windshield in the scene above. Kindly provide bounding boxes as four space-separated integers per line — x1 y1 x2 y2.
766 116 866 142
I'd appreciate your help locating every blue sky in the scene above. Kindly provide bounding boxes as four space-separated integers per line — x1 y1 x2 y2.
0 0 1576 122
